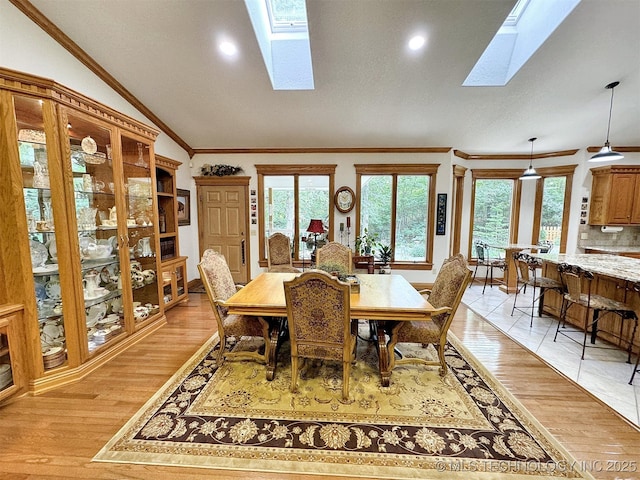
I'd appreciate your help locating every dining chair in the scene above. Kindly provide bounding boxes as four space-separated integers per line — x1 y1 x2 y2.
472 241 506 293
283 270 357 400
198 249 273 372
555 263 638 362
315 241 352 274
511 252 564 327
384 253 472 378
267 232 300 273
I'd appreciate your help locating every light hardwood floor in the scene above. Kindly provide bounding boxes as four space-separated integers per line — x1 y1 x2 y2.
0 292 638 480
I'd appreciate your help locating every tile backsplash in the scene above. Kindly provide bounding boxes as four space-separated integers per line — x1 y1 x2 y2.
578 224 640 247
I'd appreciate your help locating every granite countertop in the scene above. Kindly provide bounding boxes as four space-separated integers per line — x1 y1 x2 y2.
534 253 640 283
582 245 640 254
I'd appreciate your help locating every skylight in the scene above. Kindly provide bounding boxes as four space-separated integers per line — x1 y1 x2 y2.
245 0 314 90
463 0 582 86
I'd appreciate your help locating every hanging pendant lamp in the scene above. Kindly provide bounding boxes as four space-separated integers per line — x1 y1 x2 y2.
519 137 541 180
590 81 624 162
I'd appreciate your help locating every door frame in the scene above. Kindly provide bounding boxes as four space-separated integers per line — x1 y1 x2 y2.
194 176 251 281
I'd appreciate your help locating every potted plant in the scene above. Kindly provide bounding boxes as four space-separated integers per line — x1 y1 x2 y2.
355 228 379 256
377 244 393 274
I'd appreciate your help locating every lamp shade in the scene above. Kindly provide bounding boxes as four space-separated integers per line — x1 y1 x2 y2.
306 219 325 234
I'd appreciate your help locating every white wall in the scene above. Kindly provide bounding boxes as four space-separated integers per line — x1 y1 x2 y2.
0 1 199 281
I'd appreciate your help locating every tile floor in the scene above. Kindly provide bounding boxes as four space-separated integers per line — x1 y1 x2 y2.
462 282 640 427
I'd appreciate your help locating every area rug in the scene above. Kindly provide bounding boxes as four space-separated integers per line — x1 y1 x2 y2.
94 331 593 479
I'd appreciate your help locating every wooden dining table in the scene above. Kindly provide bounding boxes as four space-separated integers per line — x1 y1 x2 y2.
224 272 447 386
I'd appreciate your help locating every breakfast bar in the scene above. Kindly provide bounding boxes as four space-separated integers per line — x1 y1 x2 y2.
533 253 640 352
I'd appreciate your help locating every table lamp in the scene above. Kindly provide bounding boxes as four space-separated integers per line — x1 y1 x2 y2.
306 219 325 263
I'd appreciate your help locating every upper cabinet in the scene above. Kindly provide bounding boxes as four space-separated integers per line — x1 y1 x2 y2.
0 68 165 397
589 165 640 226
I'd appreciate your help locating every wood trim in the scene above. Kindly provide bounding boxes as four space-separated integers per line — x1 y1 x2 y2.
355 164 440 175
194 147 452 155
155 155 182 170
590 165 640 175
586 146 640 153
451 166 466 255
0 67 159 140
193 175 252 186
6 1 192 154
454 149 579 160
471 168 524 179
453 165 467 177
254 164 337 175
535 164 578 176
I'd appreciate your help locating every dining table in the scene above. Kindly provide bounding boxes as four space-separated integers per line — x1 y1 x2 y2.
487 244 540 293
224 272 448 386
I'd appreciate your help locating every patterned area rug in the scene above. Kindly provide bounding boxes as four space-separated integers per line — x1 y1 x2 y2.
94 331 593 479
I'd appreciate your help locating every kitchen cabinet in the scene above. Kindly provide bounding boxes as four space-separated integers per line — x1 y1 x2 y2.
589 165 640 225
0 68 166 395
156 155 188 310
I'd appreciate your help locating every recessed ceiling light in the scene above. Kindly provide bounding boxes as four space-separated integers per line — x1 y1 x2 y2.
219 41 238 57
408 35 425 51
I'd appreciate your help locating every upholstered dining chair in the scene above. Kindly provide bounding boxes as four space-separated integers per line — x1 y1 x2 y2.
511 252 564 327
283 270 357 400
555 263 638 362
315 241 352 274
198 249 273 371
384 253 472 378
267 232 300 273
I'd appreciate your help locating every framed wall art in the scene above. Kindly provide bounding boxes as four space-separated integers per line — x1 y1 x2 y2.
436 193 447 235
176 188 191 226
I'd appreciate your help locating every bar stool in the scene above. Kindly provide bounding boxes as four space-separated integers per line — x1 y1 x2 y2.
511 252 564 327
555 263 638 362
471 241 507 293
627 282 640 385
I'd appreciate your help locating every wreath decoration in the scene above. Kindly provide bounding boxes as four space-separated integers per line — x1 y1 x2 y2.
201 164 244 176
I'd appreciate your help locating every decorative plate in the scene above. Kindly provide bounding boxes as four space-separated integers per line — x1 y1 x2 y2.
44 278 62 300
81 136 97 154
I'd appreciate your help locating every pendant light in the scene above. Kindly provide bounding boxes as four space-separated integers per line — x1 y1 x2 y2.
519 137 541 180
590 81 624 162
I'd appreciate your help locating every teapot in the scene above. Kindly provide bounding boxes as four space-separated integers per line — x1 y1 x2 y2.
83 271 101 297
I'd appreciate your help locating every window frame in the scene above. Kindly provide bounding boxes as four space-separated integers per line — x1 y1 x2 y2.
355 164 439 270
257 164 336 268
468 168 523 260
530 165 577 253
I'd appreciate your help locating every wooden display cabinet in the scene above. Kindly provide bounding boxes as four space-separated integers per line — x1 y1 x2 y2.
0 67 166 395
0 306 23 403
589 165 640 225
156 155 188 310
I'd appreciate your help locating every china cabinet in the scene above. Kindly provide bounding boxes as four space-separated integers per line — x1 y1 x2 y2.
589 165 640 225
0 306 23 401
155 156 188 310
0 67 165 396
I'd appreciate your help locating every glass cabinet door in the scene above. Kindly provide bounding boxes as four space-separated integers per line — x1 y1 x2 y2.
14 95 68 370
64 111 125 354
121 134 160 324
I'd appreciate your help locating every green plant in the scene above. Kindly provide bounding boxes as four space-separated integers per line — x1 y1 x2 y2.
355 228 379 255
316 262 349 279
378 244 393 265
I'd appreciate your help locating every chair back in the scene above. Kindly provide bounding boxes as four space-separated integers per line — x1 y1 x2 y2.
474 240 487 264
284 270 352 362
316 242 352 274
428 254 472 328
558 263 593 304
197 249 237 331
514 252 540 284
267 232 293 269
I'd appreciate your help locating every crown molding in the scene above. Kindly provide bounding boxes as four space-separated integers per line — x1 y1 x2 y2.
192 147 452 155
586 146 640 153
454 149 579 160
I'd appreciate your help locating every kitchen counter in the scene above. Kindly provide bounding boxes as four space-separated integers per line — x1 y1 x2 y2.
533 253 640 283
582 246 640 258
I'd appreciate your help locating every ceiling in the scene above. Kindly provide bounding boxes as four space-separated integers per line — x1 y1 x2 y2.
24 0 640 156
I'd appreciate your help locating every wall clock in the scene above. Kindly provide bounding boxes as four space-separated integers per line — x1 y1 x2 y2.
334 186 355 213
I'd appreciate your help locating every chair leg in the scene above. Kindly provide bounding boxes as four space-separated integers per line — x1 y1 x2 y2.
482 267 490 294
290 356 299 393
342 360 350 400
529 283 536 327
437 340 448 377
554 298 568 342
630 350 640 385
216 336 227 366
626 318 638 364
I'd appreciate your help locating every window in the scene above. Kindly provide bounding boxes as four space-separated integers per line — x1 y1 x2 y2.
531 165 576 253
257 165 336 266
469 168 523 258
355 164 438 268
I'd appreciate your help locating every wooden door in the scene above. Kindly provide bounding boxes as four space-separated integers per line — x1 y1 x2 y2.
607 173 635 224
631 175 640 224
196 177 250 284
